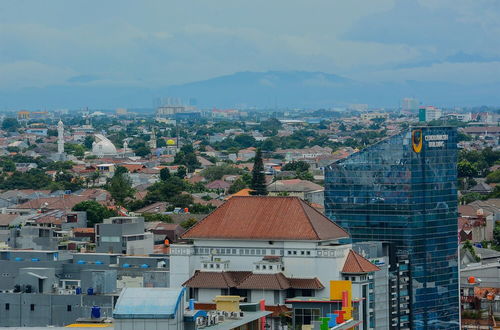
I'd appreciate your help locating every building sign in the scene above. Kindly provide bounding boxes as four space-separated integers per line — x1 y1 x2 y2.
412 129 423 153
412 130 448 152
425 134 448 148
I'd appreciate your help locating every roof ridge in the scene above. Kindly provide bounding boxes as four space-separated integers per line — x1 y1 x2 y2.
299 198 349 239
182 198 230 237
352 250 364 271
297 198 320 240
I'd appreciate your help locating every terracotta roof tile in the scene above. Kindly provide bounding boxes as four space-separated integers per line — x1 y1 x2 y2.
182 196 349 241
182 270 251 288
342 250 381 274
183 271 324 290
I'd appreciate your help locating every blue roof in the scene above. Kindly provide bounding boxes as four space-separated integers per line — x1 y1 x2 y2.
113 287 185 319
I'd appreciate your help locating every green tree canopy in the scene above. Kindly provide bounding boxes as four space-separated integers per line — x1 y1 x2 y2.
72 201 118 228
107 171 135 205
201 164 242 182
250 149 267 195
228 178 247 194
160 167 171 181
2 118 19 132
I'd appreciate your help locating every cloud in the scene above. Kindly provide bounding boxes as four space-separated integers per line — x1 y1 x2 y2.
0 0 498 93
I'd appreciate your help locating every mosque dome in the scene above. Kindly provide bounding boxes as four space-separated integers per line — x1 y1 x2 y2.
92 134 118 157
167 139 175 146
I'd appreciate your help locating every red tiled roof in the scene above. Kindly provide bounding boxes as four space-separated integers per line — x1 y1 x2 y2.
120 164 145 172
342 250 381 274
183 271 251 288
183 271 323 290
182 196 349 241
14 195 91 210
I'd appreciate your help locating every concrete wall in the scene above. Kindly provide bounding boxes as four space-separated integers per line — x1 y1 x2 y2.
0 292 115 327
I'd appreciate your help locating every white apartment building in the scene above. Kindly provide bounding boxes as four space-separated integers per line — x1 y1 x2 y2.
170 196 380 329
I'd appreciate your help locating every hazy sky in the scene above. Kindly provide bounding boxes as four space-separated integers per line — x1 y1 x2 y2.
1 0 499 90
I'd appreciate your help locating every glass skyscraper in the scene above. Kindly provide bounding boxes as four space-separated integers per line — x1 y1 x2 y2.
325 127 459 329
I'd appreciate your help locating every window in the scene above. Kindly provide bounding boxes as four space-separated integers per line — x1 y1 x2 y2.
294 308 320 326
263 265 267 269
30 304 35 311
269 265 273 270
5 303 9 310
351 277 356 282
306 251 311 255
271 249 275 255
216 264 220 269
301 251 305 255
203 264 207 268
287 251 292 255
67 305 72 312
256 265 260 270
232 249 236 254
293 251 297 255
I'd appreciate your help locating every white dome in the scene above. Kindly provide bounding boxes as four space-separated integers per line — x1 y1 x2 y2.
92 134 118 157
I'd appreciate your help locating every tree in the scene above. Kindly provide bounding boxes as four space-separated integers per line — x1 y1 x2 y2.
176 166 187 179
180 217 198 230
250 149 267 195
83 135 94 149
134 146 151 157
2 159 16 172
72 200 118 227
143 213 173 223
234 134 256 148
282 161 310 172
228 178 247 194
173 144 200 172
486 170 500 184
2 118 19 132
160 167 171 181
107 172 134 205
201 164 242 181
494 224 500 247
457 160 477 179
114 166 129 176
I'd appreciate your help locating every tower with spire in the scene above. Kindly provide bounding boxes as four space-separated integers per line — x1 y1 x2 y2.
57 120 64 155
149 127 157 149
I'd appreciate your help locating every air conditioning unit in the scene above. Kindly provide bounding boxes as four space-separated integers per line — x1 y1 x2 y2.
217 315 225 322
195 317 205 327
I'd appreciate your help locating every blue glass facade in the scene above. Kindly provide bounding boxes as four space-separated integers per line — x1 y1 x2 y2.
325 127 459 329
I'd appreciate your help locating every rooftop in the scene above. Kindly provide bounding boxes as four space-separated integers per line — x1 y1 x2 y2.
342 250 381 274
182 196 349 241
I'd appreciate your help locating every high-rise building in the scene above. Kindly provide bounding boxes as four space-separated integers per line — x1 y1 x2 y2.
324 127 459 329
419 106 442 122
402 98 419 112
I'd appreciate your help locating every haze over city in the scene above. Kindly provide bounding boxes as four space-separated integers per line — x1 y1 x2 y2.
2 0 500 108
0 2 499 330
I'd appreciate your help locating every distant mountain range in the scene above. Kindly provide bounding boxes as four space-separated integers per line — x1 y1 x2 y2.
1 70 500 110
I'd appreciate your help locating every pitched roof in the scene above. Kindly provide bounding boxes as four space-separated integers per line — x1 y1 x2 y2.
182 196 349 241
183 271 324 290
267 179 324 193
342 250 381 274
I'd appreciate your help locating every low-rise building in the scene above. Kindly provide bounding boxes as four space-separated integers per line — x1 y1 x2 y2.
95 216 153 255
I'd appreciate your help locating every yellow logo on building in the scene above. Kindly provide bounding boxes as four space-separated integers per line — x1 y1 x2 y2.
412 129 423 153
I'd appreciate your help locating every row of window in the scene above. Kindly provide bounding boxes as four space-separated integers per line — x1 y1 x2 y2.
4 303 72 311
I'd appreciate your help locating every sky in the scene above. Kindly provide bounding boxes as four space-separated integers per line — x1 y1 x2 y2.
1 0 500 94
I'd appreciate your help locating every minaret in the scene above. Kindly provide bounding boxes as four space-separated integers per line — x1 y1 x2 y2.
57 120 64 155
123 140 128 156
149 127 157 149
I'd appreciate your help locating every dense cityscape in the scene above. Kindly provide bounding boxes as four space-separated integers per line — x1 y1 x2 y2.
0 103 496 329
2 1 500 329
